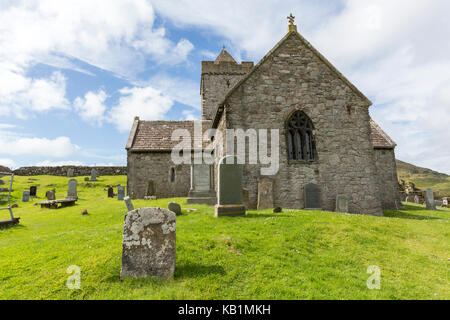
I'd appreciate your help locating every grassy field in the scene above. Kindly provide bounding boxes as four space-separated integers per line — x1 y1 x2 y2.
0 175 449 300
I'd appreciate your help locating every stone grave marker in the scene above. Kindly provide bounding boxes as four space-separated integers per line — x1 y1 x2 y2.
214 155 246 217
90 168 98 181
67 179 78 200
257 177 274 210
336 194 350 213
414 195 420 204
424 189 436 210
124 196 134 212
168 202 182 216
107 187 114 198
29 186 37 198
304 183 321 209
117 185 125 200
120 207 176 279
145 180 155 197
22 191 30 202
187 162 216 205
67 168 74 177
46 189 56 201
442 198 448 207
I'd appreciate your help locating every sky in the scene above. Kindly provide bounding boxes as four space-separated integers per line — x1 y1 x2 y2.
0 0 449 174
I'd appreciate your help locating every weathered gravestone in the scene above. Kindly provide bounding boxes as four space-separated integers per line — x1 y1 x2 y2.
124 196 134 212
414 195 420 204
168 202 182 216
443 198 448 207
120 207 176 279
67 179 78 200
187 162 216 205
90 168 98 181
29 186 37 198
257 177 274 210
117 185 125 200
46 189 56 201
304 183 321 210
215 155 246 217
336 194 350 213
107 187 114 198
22 191 30 202
424 189 436 210
145 180 155 197
67 168 74 177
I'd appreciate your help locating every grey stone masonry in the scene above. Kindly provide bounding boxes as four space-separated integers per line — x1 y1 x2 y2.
257 177 274 210
120 207 176 279
336 194 350 213
215 155 246 217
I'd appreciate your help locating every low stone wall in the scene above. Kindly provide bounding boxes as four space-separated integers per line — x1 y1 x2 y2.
13 166 127 176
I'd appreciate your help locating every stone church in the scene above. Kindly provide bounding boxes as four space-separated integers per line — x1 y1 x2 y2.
126 18 401 216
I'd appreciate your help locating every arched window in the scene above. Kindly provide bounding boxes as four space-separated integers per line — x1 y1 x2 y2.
287 111 316 161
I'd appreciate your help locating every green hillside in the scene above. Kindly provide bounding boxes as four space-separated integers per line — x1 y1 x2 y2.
1 175 449 300
397 160 450 196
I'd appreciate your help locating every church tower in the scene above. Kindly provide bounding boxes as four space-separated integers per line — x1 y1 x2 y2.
200 48 253 120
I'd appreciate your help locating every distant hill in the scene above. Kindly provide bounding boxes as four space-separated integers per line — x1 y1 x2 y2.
396 160 450 195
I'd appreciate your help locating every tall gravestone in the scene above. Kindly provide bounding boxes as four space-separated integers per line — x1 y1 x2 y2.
187 158 216 205
424 189 436 210
121 207 176 279
257 177 274 210
22 191 30 202
67 168 74 177
117 185 125 200
215 155 246 217
304 183 321 210
336 194 350 213
107 187 114 198
124 196 134 212
29 186 37 198
67 179 78 200
414 195 420 204
90 168 98 181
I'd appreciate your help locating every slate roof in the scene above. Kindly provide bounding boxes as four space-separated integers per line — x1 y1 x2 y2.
370 119 396 149
126 119 213 152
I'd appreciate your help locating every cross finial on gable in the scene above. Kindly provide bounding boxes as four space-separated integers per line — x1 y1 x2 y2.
287 13 297 33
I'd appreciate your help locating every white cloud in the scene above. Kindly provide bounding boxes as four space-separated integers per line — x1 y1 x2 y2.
108 86 173 132
0 158 16 169
0 135 79 158
74 90 108 126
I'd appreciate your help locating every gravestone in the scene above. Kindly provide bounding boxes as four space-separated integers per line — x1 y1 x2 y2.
424 189 436 210
46 189 56 201
22 191 30 202
117 185 125 200
443 198 448 207
242 189 249 209
187 162 216 205
215 155 246 217
124 196 134 212
107 187 114 198
84 177 89 182
257 177 274 210
145 180 155 197
120 207 176 279
90 168 98 181
67 168 74 177
336 194 350 213
29 186 37 198
168 202 182 216
414 195 420 204
67 179 78 200
304 183 321 209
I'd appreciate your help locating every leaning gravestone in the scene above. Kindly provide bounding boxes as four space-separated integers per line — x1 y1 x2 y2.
304 183 321 209
90 168 98 181
117 185 125 200
67 168 74 177
107 187 114 198
424 189 436 210
168 202 182 216
336 195 350 213
22 191 30 202
257 177 274 210
215 155 246 217
121 207 176 279
67 179 78 200
124 196 134 212
29 186 37 198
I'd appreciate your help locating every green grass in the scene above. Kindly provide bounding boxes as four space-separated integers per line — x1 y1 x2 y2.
0 175 449 300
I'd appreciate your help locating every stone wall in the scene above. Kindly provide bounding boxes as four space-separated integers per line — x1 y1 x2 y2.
217 32 383 215
13 166 126 176
127 151 190 199
374 149 403 209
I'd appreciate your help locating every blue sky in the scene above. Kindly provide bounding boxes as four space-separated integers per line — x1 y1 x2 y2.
0 0 449 174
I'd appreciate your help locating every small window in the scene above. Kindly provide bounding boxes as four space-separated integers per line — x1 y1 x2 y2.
287 111 316 161
170 168 175 183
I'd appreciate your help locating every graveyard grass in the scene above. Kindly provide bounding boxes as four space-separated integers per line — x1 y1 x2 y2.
0 175 449 300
